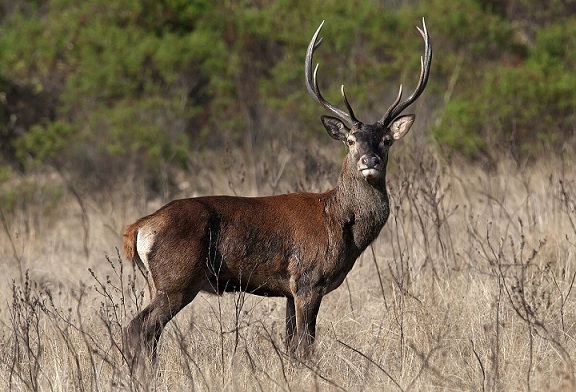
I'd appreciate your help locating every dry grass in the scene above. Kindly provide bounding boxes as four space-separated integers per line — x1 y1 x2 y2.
1 150 576 391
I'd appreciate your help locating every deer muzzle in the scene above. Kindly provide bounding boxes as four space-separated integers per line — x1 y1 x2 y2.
358 154 383 180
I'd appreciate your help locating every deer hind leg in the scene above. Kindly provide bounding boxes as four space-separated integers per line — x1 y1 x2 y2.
288 292 322 358
285 297 296 349
124 286 201 373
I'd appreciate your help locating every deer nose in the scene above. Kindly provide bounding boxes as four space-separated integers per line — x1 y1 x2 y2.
361 155 381 168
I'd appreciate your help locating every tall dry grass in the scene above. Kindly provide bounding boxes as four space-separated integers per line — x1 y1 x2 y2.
1 148 575 391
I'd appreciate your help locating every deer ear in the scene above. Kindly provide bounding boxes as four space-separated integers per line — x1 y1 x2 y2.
321 115 350 141
390 115 415 140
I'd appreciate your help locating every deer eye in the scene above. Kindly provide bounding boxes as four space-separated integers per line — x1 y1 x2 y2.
346 138 355 146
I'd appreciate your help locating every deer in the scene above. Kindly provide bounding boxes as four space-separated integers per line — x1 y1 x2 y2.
123 18 431 368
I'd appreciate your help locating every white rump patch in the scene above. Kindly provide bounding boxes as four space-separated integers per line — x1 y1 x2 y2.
136 227 156 274
136 227 159 299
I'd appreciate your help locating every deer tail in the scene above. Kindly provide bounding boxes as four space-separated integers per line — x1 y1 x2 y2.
123 221 149 283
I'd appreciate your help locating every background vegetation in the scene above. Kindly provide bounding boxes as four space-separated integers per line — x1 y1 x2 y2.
1 0 575 191
1 0 576 390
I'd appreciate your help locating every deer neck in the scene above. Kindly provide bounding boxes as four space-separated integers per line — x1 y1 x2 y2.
328 156 390 250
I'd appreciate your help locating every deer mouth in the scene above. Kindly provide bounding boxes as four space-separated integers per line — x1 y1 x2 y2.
360 167 383 180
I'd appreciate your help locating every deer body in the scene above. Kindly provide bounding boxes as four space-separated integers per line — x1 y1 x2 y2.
123 18 431 367
124 158 390 356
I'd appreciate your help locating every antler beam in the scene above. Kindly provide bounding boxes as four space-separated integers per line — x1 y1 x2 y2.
305 21 360 126
380 18 432 126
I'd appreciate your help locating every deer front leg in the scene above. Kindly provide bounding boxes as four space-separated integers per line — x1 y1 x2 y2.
288 292 322 358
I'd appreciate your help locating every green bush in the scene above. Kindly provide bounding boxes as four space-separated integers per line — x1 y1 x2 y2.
14 121 74 167
433 15 576 162
1 0 575 187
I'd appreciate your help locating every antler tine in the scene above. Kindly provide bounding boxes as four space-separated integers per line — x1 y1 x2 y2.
380 17 432 126
341 85 360 124
305 21 358 126
380 84 403 124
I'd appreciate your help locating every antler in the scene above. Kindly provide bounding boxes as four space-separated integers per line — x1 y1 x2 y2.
380 18 432 126
305 21 360 126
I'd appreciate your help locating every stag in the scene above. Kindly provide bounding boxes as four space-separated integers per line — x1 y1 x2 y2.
123 18 431 366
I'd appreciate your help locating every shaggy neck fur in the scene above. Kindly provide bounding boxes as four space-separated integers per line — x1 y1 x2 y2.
328 155 390 251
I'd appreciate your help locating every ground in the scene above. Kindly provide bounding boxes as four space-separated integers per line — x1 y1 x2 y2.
1 152 575 391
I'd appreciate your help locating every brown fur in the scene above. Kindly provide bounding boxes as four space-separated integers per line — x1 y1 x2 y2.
122 223 138 267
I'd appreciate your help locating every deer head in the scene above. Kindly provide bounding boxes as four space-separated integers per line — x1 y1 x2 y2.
305 19 432 185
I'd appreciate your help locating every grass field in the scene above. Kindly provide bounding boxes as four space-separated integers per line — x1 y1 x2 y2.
1 149 575 391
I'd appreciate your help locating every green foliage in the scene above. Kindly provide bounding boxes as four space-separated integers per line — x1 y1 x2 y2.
0 165 12 183
420 0 517 59
434 13 576 161
0 180 63 215
433 100 486 160
0 0 228 186
87 96 192 167
14 121 74 167
0 0 574 185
